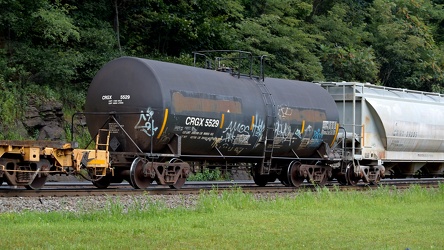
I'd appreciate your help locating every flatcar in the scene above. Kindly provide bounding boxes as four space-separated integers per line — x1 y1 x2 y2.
0 140 108 189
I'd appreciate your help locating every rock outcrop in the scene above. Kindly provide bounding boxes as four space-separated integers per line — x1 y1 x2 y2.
23 99 66 140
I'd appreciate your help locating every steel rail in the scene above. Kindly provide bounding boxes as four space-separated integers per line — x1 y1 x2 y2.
0 179 441 197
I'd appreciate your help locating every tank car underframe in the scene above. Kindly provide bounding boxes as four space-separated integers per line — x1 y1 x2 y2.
332 139 385 185
76 114 193 189
342 160 385 186
256 160 333 187
81 112 344 189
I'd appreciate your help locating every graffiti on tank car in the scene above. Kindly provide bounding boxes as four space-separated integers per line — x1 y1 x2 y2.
274 121 294 144
313 128 323 139
221 121 251 145
298 125 313 149
233 134 250 145
210 137 223 148
228 146 245 155
222 132 251 146
303 125 313 138
297 124 326 149
322 121 338 135
134 107 158 136
223 121 250 134
278 106 293 119
209 116 266 152
294 129 302 139
252 117 265 138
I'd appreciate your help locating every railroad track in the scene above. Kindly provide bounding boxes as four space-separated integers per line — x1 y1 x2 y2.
0 178 442 197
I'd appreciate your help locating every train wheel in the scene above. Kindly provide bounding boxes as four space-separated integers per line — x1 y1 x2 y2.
333 167 347 185
279 177 290 187
170 177 186 189
370 174 381 185
346 165 360 186
25 175 48 190
111 176 124 184
288 161 304 187
318 173 328 187
279 166 291 187
267 174 277 182
130 157 152 189
252 168 269 187
92 175 111 189
253 174 269 187
336 175 347 185
25 160 50 190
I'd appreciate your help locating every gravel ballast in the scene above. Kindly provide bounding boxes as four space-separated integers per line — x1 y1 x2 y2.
0 195 201 213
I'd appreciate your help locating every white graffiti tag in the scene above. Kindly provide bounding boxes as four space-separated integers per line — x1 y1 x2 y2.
134 107 158 136
273 120 295 145
252 117 265 139
221 121 251 145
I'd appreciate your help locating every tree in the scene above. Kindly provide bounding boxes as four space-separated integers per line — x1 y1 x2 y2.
234 0 324 81
0 1 82 86
118 0 242 57
312 2 379 83
369 0 444 91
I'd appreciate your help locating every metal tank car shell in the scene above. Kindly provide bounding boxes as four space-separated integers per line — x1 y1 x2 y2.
84 55 340 188
85 57 339 157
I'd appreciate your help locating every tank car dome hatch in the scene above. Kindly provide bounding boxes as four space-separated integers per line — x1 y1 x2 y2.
85 56 339 159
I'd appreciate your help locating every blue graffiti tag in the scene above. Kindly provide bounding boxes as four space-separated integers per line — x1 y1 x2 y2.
313 128 323 139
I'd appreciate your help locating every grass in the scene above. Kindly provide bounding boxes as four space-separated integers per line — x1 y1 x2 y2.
0 185 443 249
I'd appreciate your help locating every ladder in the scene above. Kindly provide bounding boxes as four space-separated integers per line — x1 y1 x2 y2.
255 80 276 175
93 129 110 176
95 129 110 151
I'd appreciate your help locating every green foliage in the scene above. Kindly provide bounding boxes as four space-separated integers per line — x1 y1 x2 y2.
369 0 444 90
187 168 228 181
235 0 324 81
32 2 80 44
0 80 24 139
312 3 380 83
120 0 241 56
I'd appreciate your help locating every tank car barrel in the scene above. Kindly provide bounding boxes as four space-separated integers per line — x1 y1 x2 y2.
84 56 341 188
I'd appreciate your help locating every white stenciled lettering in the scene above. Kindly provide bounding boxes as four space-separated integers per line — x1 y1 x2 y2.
102 95 112 100
185 116 219 127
